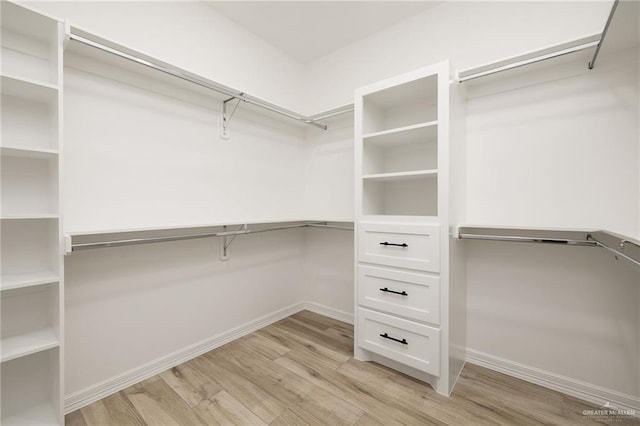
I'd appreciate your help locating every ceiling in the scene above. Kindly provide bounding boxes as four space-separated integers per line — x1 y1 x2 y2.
207 1 442 63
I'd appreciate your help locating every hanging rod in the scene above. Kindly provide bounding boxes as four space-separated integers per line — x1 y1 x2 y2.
457 226 595 246
309 104 355 121
458 226 640 268
457 34 601 83
66 221 353 252
67 28 328 130
588 0 619 69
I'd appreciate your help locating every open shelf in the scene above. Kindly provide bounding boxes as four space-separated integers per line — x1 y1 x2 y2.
363 176 438 216
363 124 438 175
1 214 59 220
1 146 59 159
1 329 59 363
1 155 58 217
1 75 58 151
363 169 438 182
1 285 59 355
1 349 60 425
1 2 59 86
363 74 438 134
363 121 437 141
1 272 59 292
1 219 59 278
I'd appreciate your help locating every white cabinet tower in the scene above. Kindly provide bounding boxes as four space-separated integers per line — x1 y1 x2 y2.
354 61 467 396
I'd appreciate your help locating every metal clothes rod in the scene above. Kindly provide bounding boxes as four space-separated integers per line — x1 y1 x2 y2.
458 226 640 269
457 233 595 246
69 222 353 252
457 34 600 83
68 31 328 130
588 0 619 69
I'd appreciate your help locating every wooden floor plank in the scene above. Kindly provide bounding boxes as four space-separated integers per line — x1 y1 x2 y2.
123 377 207 426
100 391 148 426
65 408 88 426
191 349 287 423
193 390 267 426
269 408 325 426
79 400 115 426
66 310 640 426
159 361 223 408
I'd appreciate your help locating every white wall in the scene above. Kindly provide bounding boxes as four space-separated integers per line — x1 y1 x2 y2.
466 241 639 396
303 113 354 221
302 227 354 318
27 1 306 112
63 62 307 232
64 229 305 397
304 1 612 113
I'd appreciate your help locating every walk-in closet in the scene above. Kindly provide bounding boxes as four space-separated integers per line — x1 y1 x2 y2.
1 1 639 425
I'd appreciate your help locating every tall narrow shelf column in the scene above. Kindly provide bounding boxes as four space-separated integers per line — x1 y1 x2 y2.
1 2 64 424
354 61 467 396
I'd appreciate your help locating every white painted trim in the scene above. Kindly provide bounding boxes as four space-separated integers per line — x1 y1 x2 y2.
64 301 354 414
64 302 308 413
466 348 640 414
303 301 354 325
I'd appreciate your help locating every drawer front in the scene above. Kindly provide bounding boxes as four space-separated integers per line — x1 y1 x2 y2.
358 223 440 272
357 308 440 376
358 265 440 325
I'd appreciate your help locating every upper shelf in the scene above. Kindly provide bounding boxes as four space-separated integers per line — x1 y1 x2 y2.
66 26 329 130
65 220 354 253
457 34 601 83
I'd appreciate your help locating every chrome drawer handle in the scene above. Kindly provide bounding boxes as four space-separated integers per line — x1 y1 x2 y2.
379 333 408 345
379 287 408 296
379 242 408 248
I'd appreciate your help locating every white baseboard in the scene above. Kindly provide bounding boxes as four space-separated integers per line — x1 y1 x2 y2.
68 308 637 417
466 348 640 413
64 301 354 414
302 301 354 325
64 301 308 414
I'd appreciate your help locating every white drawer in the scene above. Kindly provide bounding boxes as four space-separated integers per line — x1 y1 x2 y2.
358 265 440 325
357 308 440 376
358 223 440 272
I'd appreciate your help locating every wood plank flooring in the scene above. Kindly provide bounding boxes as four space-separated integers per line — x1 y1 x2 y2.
66 311 639 425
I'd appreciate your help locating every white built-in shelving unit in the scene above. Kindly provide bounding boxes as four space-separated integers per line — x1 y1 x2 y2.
354 61 467 396
1 2 64 424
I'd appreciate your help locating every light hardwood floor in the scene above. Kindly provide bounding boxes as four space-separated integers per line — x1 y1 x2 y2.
66 311 639 425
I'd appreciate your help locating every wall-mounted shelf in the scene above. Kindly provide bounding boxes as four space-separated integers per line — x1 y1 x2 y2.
66 26 329 131
458 225 640 269
65 220 354 253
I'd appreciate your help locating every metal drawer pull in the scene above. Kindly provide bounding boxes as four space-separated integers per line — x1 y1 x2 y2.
379 242 408 248
379 333 408 345
379 287 408 296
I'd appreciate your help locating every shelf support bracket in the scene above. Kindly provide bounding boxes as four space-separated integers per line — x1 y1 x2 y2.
220 224 247 260
221 96 243 140
588 0 619 70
